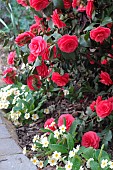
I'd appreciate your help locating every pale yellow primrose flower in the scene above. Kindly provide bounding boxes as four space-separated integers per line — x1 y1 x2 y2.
74 144 80 153
31 144 36 151
54 129 60 139
65 161 73 170
101 159 108 169
52 151 61 160
37 160 44 168
109 161 113 169
31 157 38 165
63 89 69 96
41 137 49 147
59 125 66 133
44 108 50 114
32 114 39 121
69 150 75 158
24 113 30 119
86 158 94 168
33 135 39 143
48 157 57 166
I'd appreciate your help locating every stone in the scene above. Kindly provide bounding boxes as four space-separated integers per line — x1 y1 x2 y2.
0 117 2 124
0 138 21 156
0 124 10 138
0 154 37 170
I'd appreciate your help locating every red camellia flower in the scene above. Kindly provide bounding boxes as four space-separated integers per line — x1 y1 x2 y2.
86 0 94 19
90 26 111 43
52 10 66 29
34 16 43 24
101 59 108 65
96 96 102 105
72 0 77 8
81 131 100 149
16 0 28 7
63 0 72 9
58 114 75 131
2 68 16 84
30 23 41 35
28 53 37 63
96 100 112 118
36 62 49 78
90 101 96 112
44 118 57 131
15 31 34 46
77 5 86 12
29 0 49 11
99 71 112 86
51 72 69 86
42 47 50 60
58 34 78 53
27 74 42 91
29 36 47 56
7 51 16 65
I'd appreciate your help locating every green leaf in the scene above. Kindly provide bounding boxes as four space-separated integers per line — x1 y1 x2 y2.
33 57 41 67
40 128 53 134
43 3 53 16
62 52 76 60
69 119 81 136
67 133 74 150
82 147 95 159
94 150 110 161
84 24 95 31
101 17 112 26
90 161 100 170
53 0 64 9
57 167 65 170
72 155 82 170
48 133 57 144
49 144 68 153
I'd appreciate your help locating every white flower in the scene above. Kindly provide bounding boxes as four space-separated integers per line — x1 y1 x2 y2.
3 102 9 109
41 137 49 147
1 96 7 102
69 150 75 158
50 121 56 127
65 161 73 170
86 158 94 168
0 103 4 109
52 151 61 160
13 90 20 96
48 157 57 166
101 159 108 169
32 114 39 121
73 145 80 153
47 92 52 97
79 166 84 170
54 130 60 139
37 160 44 168
63 89 69 96
109 161 113 169
31 144 36 151
16 111 21 117
24 113 30 119
33 135 40 143
31 157 38 165
44 108 50 114
59 125 66 133
23 147 26 155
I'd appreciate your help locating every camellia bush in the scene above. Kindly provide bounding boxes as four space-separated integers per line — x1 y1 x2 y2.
0 0 113 169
